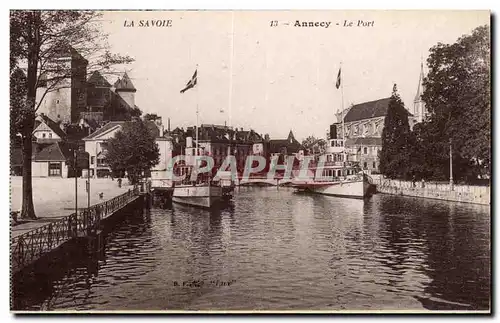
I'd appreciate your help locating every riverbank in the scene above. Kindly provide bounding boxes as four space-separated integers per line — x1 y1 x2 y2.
372 175 490 205
10 176 134 237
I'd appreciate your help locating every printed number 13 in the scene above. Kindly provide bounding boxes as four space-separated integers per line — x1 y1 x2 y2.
270 20 278 27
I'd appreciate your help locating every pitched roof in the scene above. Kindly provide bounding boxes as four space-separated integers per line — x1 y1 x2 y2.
345 137 382 146
83 121 125 140
268 132 302 154
83 120 161 140
115 72 136 92
87 71 112 88
33 142 70 161
344 98 391 123
52 45 88 64
36 115 67 139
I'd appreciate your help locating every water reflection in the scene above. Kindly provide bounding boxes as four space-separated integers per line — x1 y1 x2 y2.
12 188 490 311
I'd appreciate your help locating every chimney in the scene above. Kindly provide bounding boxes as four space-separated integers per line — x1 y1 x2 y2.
168 117 171 132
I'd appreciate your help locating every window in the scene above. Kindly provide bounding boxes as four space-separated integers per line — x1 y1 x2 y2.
91 156 95 165
363 147 368 154
56 99 60 104
49 133 52 138
331 141 335 147
49 162 61 176
42 133 46 138
363 162 367 169
373 162 376 168
327 155 332 162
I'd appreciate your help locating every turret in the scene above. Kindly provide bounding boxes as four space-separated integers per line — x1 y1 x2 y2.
114 72 137 109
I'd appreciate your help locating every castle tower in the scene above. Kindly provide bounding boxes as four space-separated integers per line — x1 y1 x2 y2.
413 62 426 123
35 47 88 124
114 72 137 109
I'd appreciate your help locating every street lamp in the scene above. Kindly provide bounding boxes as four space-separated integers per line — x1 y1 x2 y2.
73 148 78 215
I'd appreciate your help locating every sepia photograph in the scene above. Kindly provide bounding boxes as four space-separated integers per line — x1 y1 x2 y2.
9 9 491 313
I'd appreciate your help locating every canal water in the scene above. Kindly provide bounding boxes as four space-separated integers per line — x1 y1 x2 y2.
12 187 490 311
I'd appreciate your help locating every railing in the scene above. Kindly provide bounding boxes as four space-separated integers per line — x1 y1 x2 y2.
11 188 139 273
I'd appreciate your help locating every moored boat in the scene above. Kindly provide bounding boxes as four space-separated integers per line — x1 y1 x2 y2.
172 165 223 208
292 138 374 199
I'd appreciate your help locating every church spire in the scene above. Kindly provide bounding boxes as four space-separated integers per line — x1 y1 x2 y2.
413 60 426 123
414 60 425 103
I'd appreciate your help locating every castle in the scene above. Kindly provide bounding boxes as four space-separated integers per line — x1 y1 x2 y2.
35 47 138 126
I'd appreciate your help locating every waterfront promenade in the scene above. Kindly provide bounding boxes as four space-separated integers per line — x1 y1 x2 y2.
10 176 133 238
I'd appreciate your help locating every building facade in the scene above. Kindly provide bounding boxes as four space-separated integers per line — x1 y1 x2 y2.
83 120 162 178
180 124 265 174
268 130 303 161
31 142 71 178
333 97 417 174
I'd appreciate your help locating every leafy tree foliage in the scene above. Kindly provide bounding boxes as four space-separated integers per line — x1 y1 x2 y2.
301 136 326 156
379 85 412 180
411 25 490 182
10 68 28 143
10 10 133 219
105 120 160 185
143 113 160 121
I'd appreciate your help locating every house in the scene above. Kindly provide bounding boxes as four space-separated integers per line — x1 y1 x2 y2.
32 114 67 144
31 142 73 178
83 120 162 178
268 130 303 161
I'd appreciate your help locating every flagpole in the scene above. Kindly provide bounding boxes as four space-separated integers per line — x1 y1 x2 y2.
196 64 199 157
228 11 235 128
340 62 346 170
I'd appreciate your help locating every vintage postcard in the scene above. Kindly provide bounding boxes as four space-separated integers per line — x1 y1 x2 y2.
9 10 491 313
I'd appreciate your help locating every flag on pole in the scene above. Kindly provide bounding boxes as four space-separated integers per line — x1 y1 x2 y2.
180 69 197 93
335 67 341 89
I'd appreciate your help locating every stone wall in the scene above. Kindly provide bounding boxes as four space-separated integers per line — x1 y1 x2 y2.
372 175 490 205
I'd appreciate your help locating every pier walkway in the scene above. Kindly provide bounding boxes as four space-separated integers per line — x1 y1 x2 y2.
10 179 152 275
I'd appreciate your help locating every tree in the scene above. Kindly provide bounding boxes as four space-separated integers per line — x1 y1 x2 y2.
421 25 490 180
379 84 412 180
10 68 28 144
143 113 160 121
105 120 160 185
301 135 326 155
10 11 133 219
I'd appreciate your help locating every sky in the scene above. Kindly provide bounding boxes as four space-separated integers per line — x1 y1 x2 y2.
100 10 489 141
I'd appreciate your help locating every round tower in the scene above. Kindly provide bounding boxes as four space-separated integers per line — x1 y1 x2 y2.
114 72 137 109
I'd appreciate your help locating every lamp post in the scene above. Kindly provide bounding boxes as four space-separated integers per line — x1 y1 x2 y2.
74 149 78 215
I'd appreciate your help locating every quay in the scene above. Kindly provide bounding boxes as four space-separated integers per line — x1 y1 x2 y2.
373 175 490 205
10 182 152 275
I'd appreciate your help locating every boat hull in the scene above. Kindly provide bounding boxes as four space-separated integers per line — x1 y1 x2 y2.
294 177 372 199
172 185 222 208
